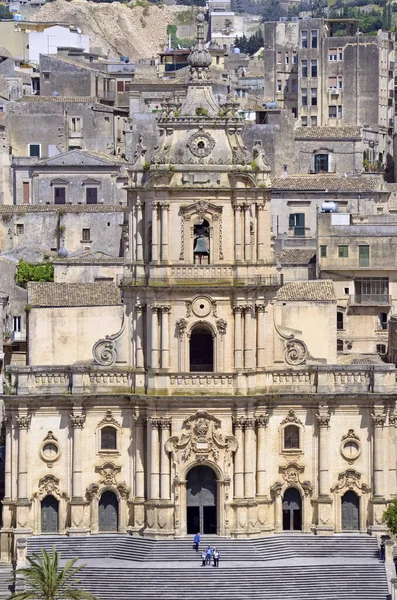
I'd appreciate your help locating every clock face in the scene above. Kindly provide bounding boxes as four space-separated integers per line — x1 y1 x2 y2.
187 131 215 158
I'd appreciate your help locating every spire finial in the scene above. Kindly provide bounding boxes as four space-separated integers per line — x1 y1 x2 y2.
187 9 212 78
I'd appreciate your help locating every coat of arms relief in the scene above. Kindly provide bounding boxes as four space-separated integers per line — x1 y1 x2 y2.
165 411 238 478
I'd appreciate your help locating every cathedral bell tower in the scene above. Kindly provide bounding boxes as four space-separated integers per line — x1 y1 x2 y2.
124 10 278 393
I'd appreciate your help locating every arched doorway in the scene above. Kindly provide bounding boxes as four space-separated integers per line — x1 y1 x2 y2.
41 495 59 533
282 488 302 531
342 490 359 530
98 491 118 532
186 465 217 535
189 325 213 372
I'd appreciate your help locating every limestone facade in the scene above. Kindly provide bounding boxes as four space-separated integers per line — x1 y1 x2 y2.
2 14 397 561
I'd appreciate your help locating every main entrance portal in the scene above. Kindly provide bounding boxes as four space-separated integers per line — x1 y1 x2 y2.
282 487 302 531
186 465 217 535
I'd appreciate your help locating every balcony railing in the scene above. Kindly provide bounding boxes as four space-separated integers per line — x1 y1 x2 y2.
10 331 26 343
98 90 116 101
349 294 392 306
5 364 397 396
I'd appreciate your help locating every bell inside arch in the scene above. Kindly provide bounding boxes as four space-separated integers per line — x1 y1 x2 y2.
194 236 209 254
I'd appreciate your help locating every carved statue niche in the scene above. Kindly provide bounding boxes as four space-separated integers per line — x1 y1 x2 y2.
165 410 238 475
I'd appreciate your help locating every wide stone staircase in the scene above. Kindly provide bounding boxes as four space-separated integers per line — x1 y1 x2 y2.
0 565 13 600
18 534 389 600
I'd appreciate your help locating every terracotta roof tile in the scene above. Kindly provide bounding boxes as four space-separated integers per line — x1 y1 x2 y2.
272 174 384 192
276 280 335 302
0 205 126 214
278 248 316 265
295 126 361 140
28 282 121 307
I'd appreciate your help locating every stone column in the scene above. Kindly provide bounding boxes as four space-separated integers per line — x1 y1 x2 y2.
135 303 145 369
151 202 159 264
257 204 266 262
234 205 242 262
256 415 268 496
16 414 30 499
233 306 243 369
233 418 244 498
243 305 254 369
70 414 85 499
244 419 255 498
372 412 386 497
176 319 187 372
150 306 160 369
317 411 330 497
160 306 171 370
244 203 251 262
136 199 144 262
389 412 397 497
148 418 160 500
135 417 145 498
160 203 169 263
160 419 171 500
4 417 11 500
256 305 266 368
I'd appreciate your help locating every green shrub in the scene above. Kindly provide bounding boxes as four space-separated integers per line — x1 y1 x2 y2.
383 500 397 534
16 259 54 288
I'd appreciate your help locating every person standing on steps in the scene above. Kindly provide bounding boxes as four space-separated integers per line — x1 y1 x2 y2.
213 548 220 568
193 532 201 553
205 545 212 565
201 550 206 567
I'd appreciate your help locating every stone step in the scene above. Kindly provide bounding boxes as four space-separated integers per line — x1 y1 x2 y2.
0 565 14 600
71 565 388 600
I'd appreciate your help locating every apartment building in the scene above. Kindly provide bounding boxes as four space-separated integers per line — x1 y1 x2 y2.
317 211 397 356
263 18 395 139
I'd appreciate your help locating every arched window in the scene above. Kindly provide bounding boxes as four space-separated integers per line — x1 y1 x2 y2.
101 426 117 450
284 425 300 450
189 324 213 372
193 219 210 265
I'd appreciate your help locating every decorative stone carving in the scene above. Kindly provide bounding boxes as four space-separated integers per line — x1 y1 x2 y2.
255 415 269 428
270 481 283 498
372 413 386 427
279 462 304 484
16 415 30 430
117 482 130 499
176 318 188 338
186 296 217 319
232 145 251 166
216 318 227 335
96 462 121 487
32 475 68 501
70 414 85 429
40 432 61 469
331 469 370 494
187 131 215 158
281 410 304 427
285 339 308 366
92 316 125 367
132 134 147 166
340 430 361 464
97 410 120 429
86 483 100 500
316 412 330 427
166 410 238 472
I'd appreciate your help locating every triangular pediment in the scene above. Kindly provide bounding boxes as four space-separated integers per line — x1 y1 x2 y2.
38 150 118 168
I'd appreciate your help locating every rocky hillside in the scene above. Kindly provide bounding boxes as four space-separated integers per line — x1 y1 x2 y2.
32 0 186 60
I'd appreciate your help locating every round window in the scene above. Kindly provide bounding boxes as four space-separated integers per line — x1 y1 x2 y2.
43 443 58 459
340 436 361 463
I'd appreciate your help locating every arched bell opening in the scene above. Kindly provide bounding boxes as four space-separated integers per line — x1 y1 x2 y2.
98 490 119 532
193 218 210 265
41 495 59 533
282 487 302 531
186 465 217 535
189 324 214 372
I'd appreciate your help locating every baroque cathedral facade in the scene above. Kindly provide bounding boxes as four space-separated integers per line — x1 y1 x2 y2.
2 13 397 561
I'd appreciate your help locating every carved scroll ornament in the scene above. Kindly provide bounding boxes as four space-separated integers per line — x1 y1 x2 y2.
92 315 125 367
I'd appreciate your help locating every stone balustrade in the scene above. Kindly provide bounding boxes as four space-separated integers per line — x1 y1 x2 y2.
6 364 396 396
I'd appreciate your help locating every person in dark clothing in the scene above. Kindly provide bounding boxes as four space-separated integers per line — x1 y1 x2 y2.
193 532 200 552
